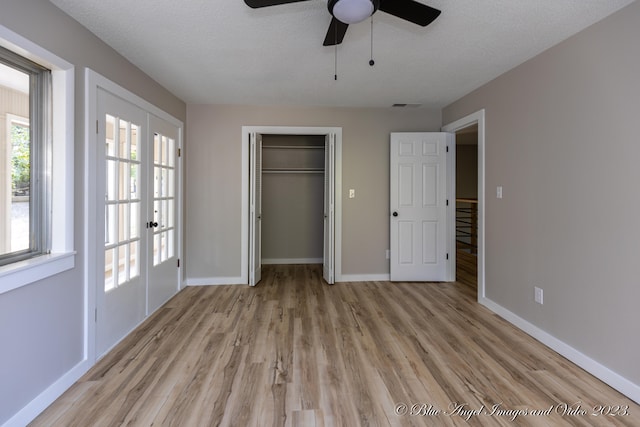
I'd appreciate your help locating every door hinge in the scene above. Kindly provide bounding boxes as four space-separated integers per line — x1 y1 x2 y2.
446 253 449 260
446 145 449 153
96 120 99 134
446 199 449 206
178 148 181 157
95 308 98 322
177 258 180 268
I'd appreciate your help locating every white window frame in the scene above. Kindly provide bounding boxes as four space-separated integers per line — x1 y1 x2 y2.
0 25 75 295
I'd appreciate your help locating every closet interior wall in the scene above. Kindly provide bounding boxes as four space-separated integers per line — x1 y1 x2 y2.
261 134 325 264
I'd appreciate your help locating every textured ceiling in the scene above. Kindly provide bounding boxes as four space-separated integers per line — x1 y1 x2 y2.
50 0 634 108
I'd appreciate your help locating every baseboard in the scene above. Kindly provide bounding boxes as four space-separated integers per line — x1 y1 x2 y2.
338 274 390 282
262 258 323 265
184 276 245 286
2 359 90 427
479 296 640 405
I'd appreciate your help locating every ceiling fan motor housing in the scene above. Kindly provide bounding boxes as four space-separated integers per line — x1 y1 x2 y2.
329 0 380 24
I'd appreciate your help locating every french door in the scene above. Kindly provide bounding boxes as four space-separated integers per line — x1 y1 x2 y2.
95 89 179 357
390 132 454 282
147 114 180 313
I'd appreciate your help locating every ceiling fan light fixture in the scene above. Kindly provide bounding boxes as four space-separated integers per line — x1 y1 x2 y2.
330 0 377 24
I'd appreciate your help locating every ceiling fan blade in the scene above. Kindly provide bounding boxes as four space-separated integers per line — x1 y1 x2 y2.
323 17 349 46
244 0 312 8
379 0 441 26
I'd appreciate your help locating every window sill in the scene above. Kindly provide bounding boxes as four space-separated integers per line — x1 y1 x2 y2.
0 252 76 295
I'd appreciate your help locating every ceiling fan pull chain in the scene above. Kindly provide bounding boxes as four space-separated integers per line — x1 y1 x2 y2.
369 15 375 66
334 24 338 80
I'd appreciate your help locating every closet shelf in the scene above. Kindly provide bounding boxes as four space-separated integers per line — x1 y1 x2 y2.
263 145 325 150
263 167 324 174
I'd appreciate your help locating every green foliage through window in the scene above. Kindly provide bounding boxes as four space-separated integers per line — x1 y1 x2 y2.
11 124 30 195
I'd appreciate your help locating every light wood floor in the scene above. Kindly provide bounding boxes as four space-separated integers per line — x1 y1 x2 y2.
32 260 639 426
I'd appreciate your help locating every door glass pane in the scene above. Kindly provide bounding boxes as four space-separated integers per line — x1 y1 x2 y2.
168 168 175 198
153 233 161 266
104 113 142 293
167 137 175 167
105 248 115 292
161 168 168 198
160 231 167 262
106 160 117 201
105 204 116 245
130 164 139 199
155 168 161 198
161 135 168 166
151 130 176 267
119 119 128 159
130 124 139 160
129 241 139 279
130 202 140 239
118 203 128 241
118 245 127 285
118 162 128 201
154 133 160 164
105 115 115 156
167 229 174 258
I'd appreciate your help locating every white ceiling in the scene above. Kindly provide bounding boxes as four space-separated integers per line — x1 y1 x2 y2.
50 0 634 108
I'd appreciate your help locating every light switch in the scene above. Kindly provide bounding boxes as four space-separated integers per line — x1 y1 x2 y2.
349 189 355 199
496 186 503 199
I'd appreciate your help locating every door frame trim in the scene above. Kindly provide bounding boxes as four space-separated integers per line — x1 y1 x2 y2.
241 126 342 284
442 109 486 300
84 68 184 363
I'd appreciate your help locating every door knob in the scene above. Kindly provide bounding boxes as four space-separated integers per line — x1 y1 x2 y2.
148 221 158 228
392 212 398 217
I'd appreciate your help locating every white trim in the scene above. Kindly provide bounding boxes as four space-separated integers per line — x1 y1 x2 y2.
241 126 342 285
185 276 245 286
339 274 390 282
442 109 486 300
1 360 91 427
446 132 456 282
0 25 75 295
0 252 75 295
262 258 323 265
480 296 640 405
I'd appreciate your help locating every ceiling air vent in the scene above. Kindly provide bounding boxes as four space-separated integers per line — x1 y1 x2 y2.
392 103 422 108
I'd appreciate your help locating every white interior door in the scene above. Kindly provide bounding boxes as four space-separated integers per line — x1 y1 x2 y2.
390 132 453 281
323 133 335 284
96 89 148 356
249 132 262 286
147 114 180 312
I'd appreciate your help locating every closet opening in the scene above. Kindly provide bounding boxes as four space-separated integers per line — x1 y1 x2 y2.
261 134 325 265
244 126 341 287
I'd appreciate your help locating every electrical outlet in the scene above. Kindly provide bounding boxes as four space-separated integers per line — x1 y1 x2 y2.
349 189 355 199
497 186 503 199
534 286 544 305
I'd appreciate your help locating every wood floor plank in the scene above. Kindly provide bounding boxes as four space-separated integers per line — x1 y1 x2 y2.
31 261 639 426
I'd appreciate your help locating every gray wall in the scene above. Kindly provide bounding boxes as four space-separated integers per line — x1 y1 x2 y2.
186 105 441 279
0 0 185 424
443 1 640 387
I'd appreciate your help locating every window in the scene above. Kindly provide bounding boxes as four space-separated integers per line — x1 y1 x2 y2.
0 46 51 266
0 24 74 294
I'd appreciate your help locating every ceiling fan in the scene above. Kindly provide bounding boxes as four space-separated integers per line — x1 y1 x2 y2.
244 0 441 46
